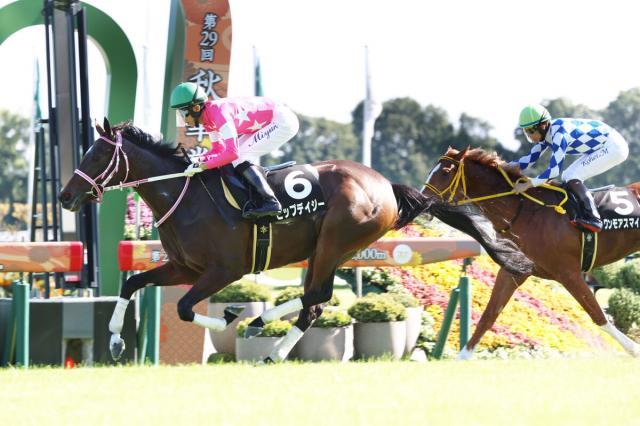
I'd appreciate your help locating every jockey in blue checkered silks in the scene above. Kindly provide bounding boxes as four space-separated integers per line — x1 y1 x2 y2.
510 104 629 232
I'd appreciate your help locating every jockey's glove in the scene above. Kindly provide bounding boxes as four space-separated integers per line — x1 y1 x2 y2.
184 162 204 177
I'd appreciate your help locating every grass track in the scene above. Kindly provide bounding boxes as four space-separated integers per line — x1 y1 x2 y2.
1 357 639 425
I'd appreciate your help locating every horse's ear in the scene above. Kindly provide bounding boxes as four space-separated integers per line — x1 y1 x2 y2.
103 117 112 137
95 121 105 136
460 146 471 158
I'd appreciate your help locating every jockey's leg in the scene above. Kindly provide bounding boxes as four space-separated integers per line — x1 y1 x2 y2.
234 104 299 220
458 268 528 360
109 262 191 360
566 179 603 232
559 271 640 357
561 131 629 232
236 161 282 219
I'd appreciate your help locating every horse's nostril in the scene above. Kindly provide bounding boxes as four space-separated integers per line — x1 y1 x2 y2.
59 192 71 203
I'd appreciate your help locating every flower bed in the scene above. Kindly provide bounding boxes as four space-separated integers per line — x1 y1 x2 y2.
379 220 621 356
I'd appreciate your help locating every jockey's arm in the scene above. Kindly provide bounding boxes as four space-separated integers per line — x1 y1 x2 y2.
530 137 567 187
510 142 546 171
200 111 240 170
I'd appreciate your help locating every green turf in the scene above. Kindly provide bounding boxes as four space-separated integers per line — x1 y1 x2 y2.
1 357 639 424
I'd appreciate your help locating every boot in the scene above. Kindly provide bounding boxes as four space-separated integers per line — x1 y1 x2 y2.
567 179 602 232
239 163 282 219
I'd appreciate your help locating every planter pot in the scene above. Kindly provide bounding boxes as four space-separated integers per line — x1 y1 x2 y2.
354 321 406 360
235 336 283 362
404 306 424 355
207 301 271 355
296 325 354 362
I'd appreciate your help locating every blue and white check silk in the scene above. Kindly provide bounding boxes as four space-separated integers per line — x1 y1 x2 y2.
512 118 612 186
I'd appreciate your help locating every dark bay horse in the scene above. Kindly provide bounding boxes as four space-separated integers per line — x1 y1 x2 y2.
423 146 640 359
59 119 450 362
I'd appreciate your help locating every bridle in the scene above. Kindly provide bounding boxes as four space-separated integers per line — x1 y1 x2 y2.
74 132 129 203
423 154 568 214
73 131 191 227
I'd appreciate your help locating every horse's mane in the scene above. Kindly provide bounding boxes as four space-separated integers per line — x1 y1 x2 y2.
464 147 524 182
112 121 182 160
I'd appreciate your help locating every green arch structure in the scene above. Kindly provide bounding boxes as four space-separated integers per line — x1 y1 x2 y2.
0 0 137 295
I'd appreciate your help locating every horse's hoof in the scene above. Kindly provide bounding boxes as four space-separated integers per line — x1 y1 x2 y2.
224 305 245 320
110 334 125 361
244 326 263 339
263 356 275 364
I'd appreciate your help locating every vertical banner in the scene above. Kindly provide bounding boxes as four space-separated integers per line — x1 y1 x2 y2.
178 0 232 150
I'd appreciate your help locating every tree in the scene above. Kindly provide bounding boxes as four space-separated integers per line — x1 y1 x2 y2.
262 113 359 166
0 109 30 209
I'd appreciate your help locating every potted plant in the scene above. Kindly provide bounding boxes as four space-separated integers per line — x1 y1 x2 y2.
295 309 354 362
274 286 340 321
208 282 272 355
235 317 292 362
348 293 407 359
387 289 424 355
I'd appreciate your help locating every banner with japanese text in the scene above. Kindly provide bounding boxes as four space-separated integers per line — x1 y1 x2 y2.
178 0 232 150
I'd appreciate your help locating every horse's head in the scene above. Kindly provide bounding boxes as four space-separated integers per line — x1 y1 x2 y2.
58 117 130 211
422 146 470 203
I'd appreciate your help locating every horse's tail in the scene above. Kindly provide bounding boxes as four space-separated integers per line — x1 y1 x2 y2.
391 183 434 229
430 203 534 277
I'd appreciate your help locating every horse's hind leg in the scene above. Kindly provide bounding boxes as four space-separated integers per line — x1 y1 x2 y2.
264 270 335 363
244 256 319 338
458 267 528 360
558 271 640 357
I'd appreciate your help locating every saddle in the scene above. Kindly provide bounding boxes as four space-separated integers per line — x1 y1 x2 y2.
564 184 640 271
215 161 327 273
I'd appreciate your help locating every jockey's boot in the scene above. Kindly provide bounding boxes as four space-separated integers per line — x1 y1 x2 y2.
567 179 602 232
239 163 282 219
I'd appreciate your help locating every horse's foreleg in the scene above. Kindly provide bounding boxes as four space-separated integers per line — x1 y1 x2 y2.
109 262 192 360
176 267 245 331
559 272 640 357
458 268 528 360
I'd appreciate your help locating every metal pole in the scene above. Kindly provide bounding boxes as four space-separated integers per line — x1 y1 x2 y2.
458 276 471 350
432 287 460 359
145 287 161 365
13 282 30 368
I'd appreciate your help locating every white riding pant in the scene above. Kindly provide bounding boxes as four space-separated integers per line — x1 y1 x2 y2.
232 104 299 167
561 129 629 182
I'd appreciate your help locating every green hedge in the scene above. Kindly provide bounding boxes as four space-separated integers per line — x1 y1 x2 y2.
607 289 640 333
209 282 271 303
313 310 352 328
274 286 340 306
348 293 406 322
236 317 292 337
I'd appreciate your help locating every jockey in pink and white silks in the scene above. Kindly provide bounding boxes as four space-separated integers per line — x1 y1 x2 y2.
170 82 300 219
510 104 629 232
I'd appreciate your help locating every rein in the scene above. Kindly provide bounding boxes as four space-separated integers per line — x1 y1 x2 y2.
73 131 191 228
423 155 568 214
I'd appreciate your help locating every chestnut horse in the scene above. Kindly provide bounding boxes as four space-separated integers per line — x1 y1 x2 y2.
59 119 454 362
423 146 640 359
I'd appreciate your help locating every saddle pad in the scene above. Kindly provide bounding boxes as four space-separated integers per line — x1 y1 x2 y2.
267 164 327 221
594 187 640 231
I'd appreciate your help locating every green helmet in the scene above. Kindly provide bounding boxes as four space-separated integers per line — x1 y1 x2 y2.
518 104 551 128
170 82 207 109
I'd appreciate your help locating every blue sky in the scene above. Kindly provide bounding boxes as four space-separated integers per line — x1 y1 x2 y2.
1 0 639 151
